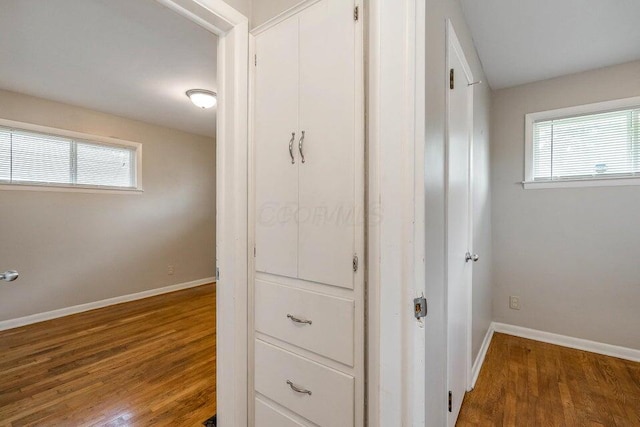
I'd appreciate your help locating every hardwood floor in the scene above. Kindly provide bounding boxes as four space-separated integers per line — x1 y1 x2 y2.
457 333 640 426
0 284 216 427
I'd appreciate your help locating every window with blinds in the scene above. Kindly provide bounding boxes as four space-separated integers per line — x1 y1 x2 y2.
525 98 640 188
0 125 139 190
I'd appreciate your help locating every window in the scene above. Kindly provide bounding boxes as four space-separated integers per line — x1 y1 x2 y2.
524 96 640 189
0 120 141 191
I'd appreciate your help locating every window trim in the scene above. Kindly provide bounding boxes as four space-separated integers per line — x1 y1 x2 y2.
523 95 640 189
0 118 143 194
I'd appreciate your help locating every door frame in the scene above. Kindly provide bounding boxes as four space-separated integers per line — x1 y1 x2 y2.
368 0 426 425
154 0 249 424
445 18 475 400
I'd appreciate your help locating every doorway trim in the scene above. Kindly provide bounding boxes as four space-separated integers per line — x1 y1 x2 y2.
368 0 426 425
154 0 249 425
445 18 475 404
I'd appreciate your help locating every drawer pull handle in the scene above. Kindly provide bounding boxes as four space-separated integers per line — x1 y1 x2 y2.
287 314 312 325
287 380 312 396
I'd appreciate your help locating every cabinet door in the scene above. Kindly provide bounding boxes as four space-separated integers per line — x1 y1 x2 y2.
297 0 359 288
254 18 299 278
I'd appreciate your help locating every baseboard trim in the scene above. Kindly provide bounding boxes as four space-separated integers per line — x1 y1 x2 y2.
0 277 215 332
470 324 494 389
493 322 640 363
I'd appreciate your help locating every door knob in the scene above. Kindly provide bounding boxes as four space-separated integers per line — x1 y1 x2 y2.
465 253 479 263
0 270 19 282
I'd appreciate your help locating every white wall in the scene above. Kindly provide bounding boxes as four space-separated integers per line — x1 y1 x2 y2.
224 0 251 19
492 60 640 350
424 0 492 424
0 89 216 321
250 0 301 28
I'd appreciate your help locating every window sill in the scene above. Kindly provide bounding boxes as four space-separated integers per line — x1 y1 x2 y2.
0 183 144 195
523 176 640 189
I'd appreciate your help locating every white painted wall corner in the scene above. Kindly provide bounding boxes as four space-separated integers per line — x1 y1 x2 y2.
0 277 215 332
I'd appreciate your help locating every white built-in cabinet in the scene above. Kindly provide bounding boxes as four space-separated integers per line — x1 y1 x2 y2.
251 0 364 425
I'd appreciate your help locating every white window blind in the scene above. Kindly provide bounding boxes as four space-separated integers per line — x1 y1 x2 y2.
11 130 72 184
76 142 133 187
0 126 138 189
532 107 640 181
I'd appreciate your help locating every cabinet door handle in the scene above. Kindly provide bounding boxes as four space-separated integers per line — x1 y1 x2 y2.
298 130 306 163
286 380 312 395
287 314 312 325
0 270 19 282
289 132 296 164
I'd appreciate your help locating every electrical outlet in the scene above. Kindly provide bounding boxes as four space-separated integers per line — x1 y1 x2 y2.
509 296 520 310
167 265 174 275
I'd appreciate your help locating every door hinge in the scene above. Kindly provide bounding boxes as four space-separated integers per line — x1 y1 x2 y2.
448 391 453 412
254 54 257 66
354 5 359 21
414 295 427 319
450 68 455 90
254 246 256 257
216 267 220 281
353 255 359 272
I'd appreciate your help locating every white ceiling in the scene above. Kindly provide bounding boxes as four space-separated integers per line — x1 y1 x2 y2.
460 0 640 89
0 0 217 137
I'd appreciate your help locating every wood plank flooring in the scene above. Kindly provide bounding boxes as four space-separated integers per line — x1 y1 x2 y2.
457 333 640 426
0 284 216 427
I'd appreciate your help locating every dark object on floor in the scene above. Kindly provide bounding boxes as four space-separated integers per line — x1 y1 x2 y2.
203 414 216 427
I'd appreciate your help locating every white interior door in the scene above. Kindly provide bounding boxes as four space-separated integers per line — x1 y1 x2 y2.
254 18 299 279
446 26 473 427
297 0 357 289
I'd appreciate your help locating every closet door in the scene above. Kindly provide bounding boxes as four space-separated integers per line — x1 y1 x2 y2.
297 0 359 288
254 18 299 278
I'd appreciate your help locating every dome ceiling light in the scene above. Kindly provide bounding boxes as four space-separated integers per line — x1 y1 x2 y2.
186 89 217 109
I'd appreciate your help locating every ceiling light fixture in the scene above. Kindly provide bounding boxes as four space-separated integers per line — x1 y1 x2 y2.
186 89 217 109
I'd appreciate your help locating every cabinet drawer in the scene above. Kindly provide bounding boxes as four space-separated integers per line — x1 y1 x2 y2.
255 340 354 427
255 397 307 427
255 280 354 365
